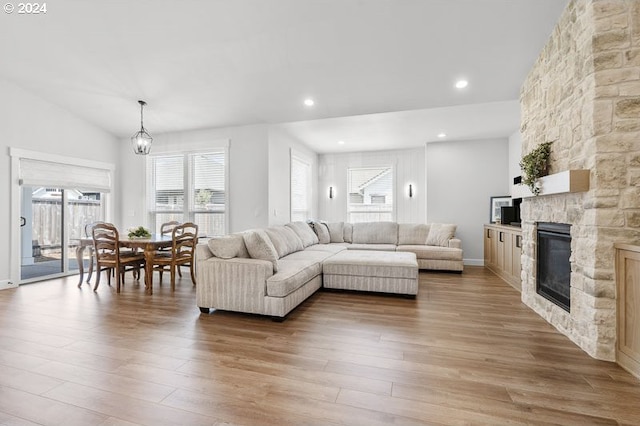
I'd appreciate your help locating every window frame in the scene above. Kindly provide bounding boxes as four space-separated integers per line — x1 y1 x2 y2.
347 165 395 223
290 150 312 222
146 148 228 237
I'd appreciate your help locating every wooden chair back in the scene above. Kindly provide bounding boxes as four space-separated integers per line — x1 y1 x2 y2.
161 220 181 236
92 222 120 260
170 222 198 262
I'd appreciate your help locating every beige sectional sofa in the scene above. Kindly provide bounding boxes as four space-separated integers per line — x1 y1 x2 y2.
196 221 463 319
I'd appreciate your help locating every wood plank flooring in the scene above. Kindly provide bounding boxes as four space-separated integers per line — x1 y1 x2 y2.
0 267 639 425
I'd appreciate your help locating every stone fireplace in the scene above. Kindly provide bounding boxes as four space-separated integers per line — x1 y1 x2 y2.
519 0 640 361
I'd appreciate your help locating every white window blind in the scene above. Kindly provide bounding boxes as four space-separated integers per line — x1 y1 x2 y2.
347 166 394 223
191 152 225 211
19 158 112 192
148 149 226 237
150 155 184 211
291 155 310 222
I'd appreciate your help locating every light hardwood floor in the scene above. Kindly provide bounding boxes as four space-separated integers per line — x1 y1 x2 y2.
0 267 639 425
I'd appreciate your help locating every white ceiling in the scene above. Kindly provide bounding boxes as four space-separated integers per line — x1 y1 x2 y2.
0 0 568 153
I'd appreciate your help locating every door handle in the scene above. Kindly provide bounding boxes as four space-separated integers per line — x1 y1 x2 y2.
20 217 26 227
516 235 522 248
499 232 504 242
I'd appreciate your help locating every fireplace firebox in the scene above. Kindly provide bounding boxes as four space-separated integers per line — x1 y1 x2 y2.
536 222 571 312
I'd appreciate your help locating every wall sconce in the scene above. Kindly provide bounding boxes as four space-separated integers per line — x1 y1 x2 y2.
408 184 413 198
329 186 334 199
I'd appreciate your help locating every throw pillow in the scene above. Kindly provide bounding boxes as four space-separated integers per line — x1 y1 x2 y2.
426 223 457 247
207 234 249 259
343 222 353 243
311 221 330 244
327 222 344 243
398 224 430 245
285 221 318 247
242 230 279 272
265 227 288 258
281 226 304 253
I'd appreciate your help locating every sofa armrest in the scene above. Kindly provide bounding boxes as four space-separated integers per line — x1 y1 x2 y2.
196 257 274 314
448 238 462 249
196 243 213 262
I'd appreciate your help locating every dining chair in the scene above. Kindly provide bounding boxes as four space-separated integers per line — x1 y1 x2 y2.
160 220 180 237
151 222 198 290
92 223 146 293
159 220 187 277
80 221 104 287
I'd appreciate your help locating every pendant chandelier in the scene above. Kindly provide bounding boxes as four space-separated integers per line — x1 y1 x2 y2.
131 100 152 155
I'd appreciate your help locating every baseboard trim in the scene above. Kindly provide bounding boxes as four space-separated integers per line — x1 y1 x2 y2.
0 279 18 290
463 259 484 266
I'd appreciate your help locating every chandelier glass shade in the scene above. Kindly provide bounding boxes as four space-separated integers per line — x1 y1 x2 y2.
131 100 152 155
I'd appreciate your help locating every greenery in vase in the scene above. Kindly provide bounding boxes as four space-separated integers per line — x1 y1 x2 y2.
519 141 552 195
128 226 151 238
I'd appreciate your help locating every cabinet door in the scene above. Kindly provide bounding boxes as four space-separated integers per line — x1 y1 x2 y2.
505 230 514 276
484 228 493 266
617 249 640 371
491 229 499 268
511 233 522 290
496 230 506 271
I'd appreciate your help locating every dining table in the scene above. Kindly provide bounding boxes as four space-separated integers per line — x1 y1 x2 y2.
75 234 173 294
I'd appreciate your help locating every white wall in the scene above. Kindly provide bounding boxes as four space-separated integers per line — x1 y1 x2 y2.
0 78 120 285
118 124 270 234
427 138 509 265
318 147 425 223
268 127 318 226
508 130 523 195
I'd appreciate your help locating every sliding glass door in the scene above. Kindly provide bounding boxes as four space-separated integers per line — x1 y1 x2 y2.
20 187 105 283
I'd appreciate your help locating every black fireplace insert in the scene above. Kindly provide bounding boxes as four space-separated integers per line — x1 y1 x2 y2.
536 222 571 312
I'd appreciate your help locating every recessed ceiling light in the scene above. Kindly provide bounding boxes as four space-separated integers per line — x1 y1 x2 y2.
437 132 447 138
338 140 345 145
455 80 468 89
303 98 315 107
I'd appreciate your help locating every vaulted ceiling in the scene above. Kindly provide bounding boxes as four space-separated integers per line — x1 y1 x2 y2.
0 0 568 152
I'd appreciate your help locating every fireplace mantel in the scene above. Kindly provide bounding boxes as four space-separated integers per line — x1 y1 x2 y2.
511 170 590 199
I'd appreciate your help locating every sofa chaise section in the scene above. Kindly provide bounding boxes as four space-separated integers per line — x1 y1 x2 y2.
196 225 325 319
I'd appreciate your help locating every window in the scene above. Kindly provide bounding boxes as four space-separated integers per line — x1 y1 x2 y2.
347 166 394 223
290 154 311 222
148 150 226 237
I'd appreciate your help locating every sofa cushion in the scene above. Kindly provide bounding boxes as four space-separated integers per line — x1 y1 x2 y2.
343 223 353 243
322 250 418 279
346 244 397 251
207 234 249 259
285 221 319 247
327 222 345 243
426 223 457 247
242 230 279 272
396 245 463 261
265 226 304 258
304 244 349 254
266 259 322 297
282 249 336 263
398 224 430 245
352 222 398 244
311 221 330 244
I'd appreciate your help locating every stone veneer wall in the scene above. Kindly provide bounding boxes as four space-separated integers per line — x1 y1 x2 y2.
520 0 640 361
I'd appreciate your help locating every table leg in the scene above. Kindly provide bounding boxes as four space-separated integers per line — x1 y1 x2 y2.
144 245 154 294
76 245 85 288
